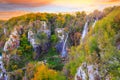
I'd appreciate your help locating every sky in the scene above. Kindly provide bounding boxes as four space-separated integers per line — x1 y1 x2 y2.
0 0 120 20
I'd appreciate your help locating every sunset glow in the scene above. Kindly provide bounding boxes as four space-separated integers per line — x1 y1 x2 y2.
0 0 120 20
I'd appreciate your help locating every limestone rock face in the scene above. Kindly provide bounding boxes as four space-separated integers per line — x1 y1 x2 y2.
33 45 42 59
28 30 36 47
55 28 68 57
75 63 101 80
55 28 64 54
28 21 51 59
28 30 42 59
56 41 64 53
4 28 20 52
55 28 64 41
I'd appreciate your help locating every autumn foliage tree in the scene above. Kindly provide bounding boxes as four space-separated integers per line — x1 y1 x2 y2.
32 63 66 80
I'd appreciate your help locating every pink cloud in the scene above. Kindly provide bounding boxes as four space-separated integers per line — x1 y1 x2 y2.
0 0 53 7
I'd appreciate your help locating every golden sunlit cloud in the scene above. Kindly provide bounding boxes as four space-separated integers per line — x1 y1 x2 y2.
97 0 120 3
103 0 120 2
51 0 120 8
51 0 94 7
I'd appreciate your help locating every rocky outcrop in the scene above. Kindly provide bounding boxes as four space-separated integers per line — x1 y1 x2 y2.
28 30 36 47
28 30 51 59
75 62 101 80
33 45 42 59
55 28 64 41
56 41 64 53
0 55 8 80
3 28 20 52
55 28 64 54
28 21 51 59
55 28 68 57
69 32 81 46
42 42 50 52
28 30 41 59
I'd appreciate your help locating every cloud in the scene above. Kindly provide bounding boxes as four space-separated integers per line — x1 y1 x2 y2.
0 0 120 20
0 0 53 6
0 0 54 11
99 0 120 3
0 11 28 20
107 0 120 2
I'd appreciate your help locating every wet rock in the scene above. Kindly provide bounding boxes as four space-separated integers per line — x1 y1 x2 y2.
116 42 120 50
55 41 64 53
34 45 42 59
55 28 65 41
42 42 50 53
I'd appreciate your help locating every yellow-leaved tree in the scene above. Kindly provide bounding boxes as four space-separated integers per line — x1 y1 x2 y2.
31 63 66 80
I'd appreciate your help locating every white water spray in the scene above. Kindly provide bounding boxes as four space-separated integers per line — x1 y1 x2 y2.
81 21 88 41
61 33 68 58
92 19 97 28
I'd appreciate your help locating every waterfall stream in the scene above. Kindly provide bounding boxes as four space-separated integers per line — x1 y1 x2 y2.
4 28 7 35
61 33 68 58
75 19 99 80
92 19 97 28
81 21 88 42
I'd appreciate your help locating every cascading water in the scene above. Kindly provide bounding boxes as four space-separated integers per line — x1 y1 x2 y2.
61 33 68 58
92 19 97 28
43 21 47 30
75 19 100 80
4 28 7 35
81 21 88 41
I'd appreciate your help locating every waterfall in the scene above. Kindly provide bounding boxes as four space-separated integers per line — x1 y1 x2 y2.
4 28 7 35
0 54 8 80
75 19 100 80
81 21 88 41
44 21 46 30
80 20 97 43
61 33 68 58
92 19 97 28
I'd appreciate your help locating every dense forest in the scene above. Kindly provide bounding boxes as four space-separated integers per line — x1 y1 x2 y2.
0 6 120 80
